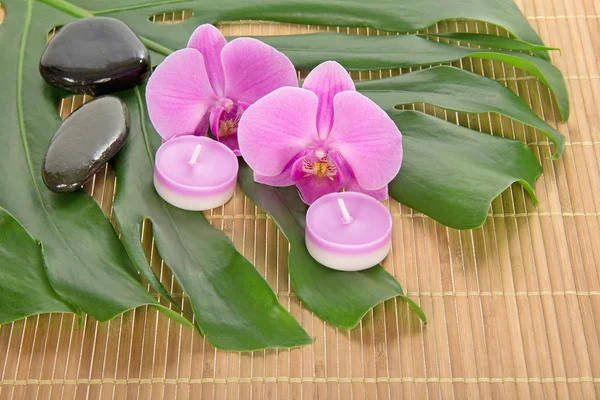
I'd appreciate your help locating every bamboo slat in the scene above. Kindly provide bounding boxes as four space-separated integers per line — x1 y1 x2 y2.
1 0 599 398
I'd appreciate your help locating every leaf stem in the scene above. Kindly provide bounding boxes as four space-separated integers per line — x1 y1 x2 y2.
140 37 174 56
37 0 93 18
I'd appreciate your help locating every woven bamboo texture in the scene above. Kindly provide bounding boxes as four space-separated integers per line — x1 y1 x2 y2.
1 0 600 398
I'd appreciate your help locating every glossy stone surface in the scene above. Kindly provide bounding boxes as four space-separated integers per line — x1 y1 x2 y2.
43 96 130 193
39 17 150 95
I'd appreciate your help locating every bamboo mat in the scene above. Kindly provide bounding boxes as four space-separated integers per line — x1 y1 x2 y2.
2 0 600 398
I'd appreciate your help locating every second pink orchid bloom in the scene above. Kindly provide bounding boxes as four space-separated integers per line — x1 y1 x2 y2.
238 61 403 204
146 24 298 155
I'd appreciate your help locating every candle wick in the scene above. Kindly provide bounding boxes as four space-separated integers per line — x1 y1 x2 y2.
189 144 202 165
338 198 353 224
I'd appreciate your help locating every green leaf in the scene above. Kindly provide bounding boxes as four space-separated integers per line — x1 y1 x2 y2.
398 295 427 324
0 0 176 323
356 66 565 158
0 0 559 339
69 0 548 58
419 32 560 53
1 0 308 349
111 87 312 351
388 111 542 229
238 114 542 324
238 164 427 329
37 0 566 118
0 207 75 325
260 34 568 121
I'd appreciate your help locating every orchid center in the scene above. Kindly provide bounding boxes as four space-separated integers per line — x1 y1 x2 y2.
313 160 329 176
218 106 242 138
302 152 337 181
211 101 245 139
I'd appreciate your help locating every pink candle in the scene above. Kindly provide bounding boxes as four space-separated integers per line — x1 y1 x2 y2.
154 136 238 211
305 192 392 271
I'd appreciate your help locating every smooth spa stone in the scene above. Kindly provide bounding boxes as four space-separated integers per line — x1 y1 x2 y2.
39 17 150 95
42 96 130 193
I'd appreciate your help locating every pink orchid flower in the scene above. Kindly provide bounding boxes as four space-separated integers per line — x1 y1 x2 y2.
238 61 402 204
146 24 298 155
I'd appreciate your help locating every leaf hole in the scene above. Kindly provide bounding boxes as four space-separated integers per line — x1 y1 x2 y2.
57 95 93 121
149 10 194 24
47 25 62 42
217 20 377 37
0 4 5 25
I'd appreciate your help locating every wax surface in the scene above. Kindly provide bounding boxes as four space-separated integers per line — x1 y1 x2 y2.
306 192 391 246
155 136 238 189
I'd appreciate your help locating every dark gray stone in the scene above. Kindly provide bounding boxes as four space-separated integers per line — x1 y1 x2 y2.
42 96 130 193
39 17 150 95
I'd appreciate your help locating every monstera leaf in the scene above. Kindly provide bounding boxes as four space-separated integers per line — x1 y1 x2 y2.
37 0 568 119
238 109 542 325
0 0 185 326
0 0 310 351
0 207 75 325
259 34 568 121
65 0 549 58
238 166 428 329
0 0 568 344
356 66 565 159
112 87 312 350
387 111 542 229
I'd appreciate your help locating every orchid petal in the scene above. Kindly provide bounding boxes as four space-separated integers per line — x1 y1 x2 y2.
210 102 247 155
146 49 217 141
221 38 298 104
187 24 227 96
291 158 343 205
302 61 355 139
327 151 351 182
329 152 388 200
346 181 389 201
209 107 240 154
209 106 226 140
327 91 402 190
238 87 319 176
217 133 241 156
254 151 306 187
254 172 295 187
196 113 210 137
297 177 342 205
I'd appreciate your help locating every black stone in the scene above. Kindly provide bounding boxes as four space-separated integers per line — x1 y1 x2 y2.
42 96 130 193
39 17 150 95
